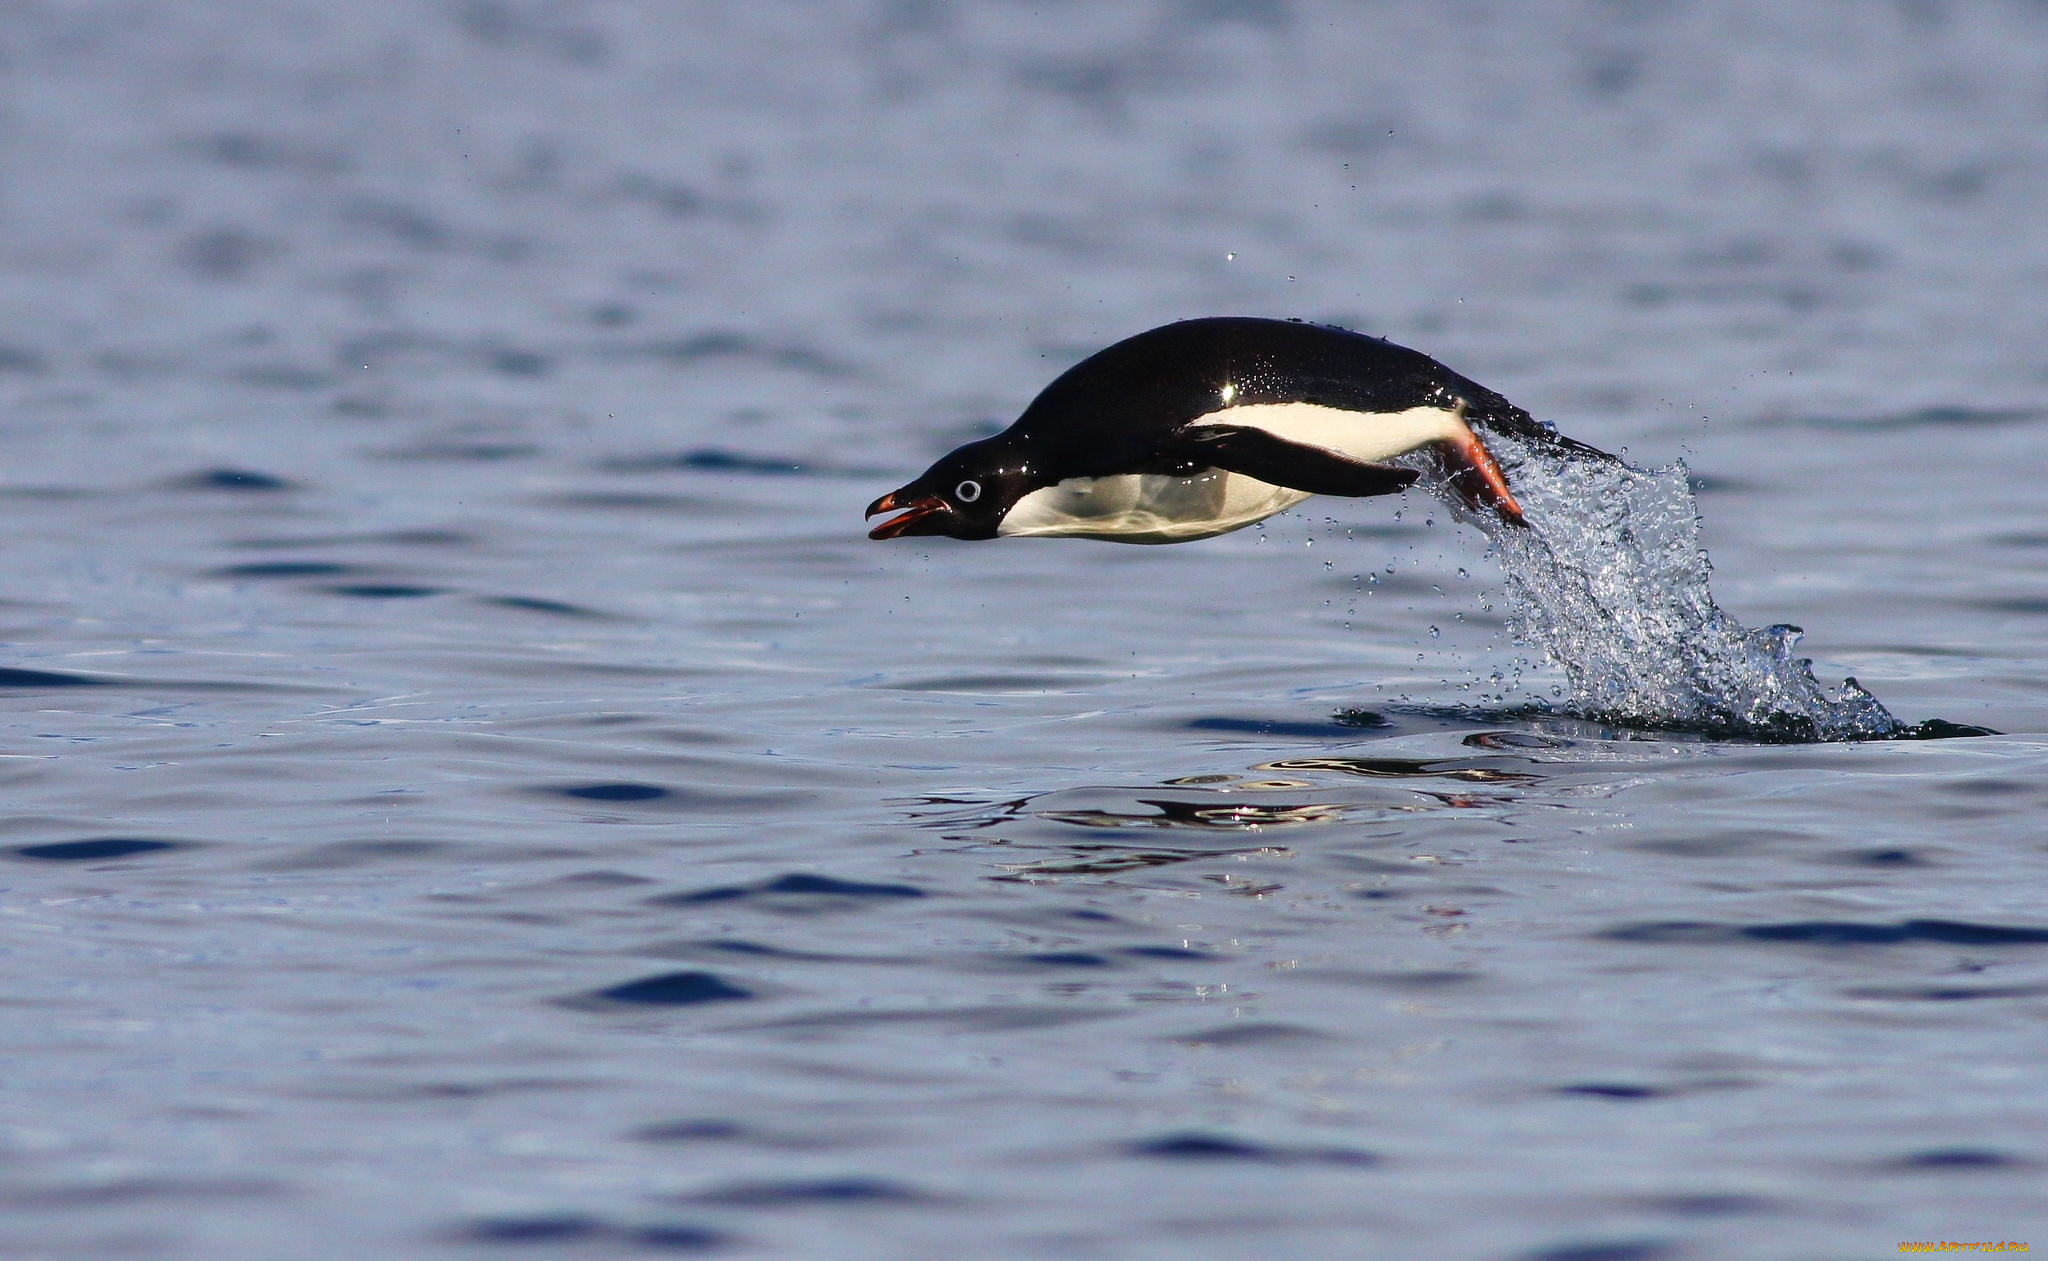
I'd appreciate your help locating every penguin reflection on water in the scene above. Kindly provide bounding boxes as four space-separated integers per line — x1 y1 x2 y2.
866 317 1607 545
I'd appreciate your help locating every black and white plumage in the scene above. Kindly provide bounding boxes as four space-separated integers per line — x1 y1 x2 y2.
866 317 1604 544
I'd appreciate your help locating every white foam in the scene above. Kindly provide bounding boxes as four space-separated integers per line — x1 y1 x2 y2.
1436 433 1901 741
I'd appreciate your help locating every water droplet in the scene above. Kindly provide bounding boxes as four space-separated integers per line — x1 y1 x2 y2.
1458 430 1900 739
1429 626 1441 638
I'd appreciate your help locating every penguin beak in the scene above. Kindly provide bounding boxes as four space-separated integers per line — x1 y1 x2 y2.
1442 429 1527 527
866 489 952 540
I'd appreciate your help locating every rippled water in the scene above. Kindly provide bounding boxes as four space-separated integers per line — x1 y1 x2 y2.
4 4 2048 1259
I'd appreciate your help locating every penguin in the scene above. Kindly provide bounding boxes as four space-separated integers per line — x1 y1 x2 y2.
866 317 1607 544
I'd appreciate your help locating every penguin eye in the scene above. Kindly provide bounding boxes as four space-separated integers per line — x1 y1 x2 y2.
955 479 982 503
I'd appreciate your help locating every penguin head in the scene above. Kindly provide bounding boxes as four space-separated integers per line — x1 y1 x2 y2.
865 437 1042 541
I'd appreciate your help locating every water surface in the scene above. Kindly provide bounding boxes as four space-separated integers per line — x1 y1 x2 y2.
1 4 2046 1258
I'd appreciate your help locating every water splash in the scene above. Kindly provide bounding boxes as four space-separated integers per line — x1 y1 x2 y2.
1437 432 1902 742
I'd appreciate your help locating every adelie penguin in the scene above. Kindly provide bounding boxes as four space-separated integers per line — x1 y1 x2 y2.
866 317 1608 545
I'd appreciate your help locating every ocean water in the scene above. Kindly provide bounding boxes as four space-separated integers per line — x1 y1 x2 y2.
2 3 2047 1258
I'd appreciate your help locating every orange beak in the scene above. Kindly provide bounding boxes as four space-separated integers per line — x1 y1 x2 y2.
865 490 950 540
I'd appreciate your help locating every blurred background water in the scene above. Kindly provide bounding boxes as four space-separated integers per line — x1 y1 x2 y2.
1 2 2046 1257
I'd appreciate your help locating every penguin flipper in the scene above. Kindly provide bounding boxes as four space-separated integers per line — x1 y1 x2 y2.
1170 425 1420 498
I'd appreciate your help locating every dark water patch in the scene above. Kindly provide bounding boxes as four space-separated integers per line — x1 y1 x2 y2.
488 349 550 378
1744 921 2048 941
545 870 657 888
662 939 855 963
1260 756 1537 784
483 596 614 619
1604 919 2048 947
12 838 184 862
1510 710 1996 744
449 0 612 62
1844 983 2048 1001
332 395 388 418
1190 716 1374 738
1559 1083 1668 1100
605 449 809 476
1526 1242 1672 1261
634 1119 748 1143
1883 718 2002 739
1412 704 1737 743
554 782 668 802
1043 799 1345 831
1331 708 1393 729
687 1177 927 1207
342 197 457 251
1009 951 1116 968
1885 1148 2027 1171
389 1076 604 1101
995 844 1284 877
1844 848 1930 867
319 584 445 599
0 667 109 688
458 1214 605 1244
453 1215 728 1251
652 873 926 907
1794 404 2043 432
1940 776 2034 798
211 561 361 578
1684 474 1765 495
187 129 350 173
1635 1192 1775 1217
171 467 296 492
750 1004 1115 1036
1967 597 2048 615
1127 1133 1378 1166
626 1224 730 1251
582 971 753 1007
0 344 47 374
1171 1022 1331 1047
1347 969 1484 989
0 669 294 695
372 442 543 462
181 227 283 284
1122 945 1217 960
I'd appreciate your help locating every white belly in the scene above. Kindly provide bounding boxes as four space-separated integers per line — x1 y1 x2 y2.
998 471 1310 543
995 402 1463 544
